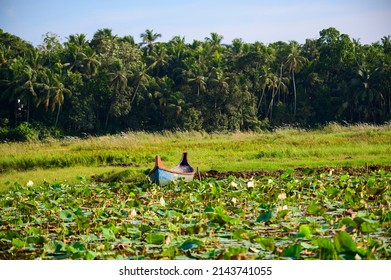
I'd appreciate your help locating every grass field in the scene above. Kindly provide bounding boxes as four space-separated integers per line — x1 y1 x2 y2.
0 124 390 260
1 123 390 190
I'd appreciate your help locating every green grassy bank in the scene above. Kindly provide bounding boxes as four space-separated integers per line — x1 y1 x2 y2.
1 123 390 190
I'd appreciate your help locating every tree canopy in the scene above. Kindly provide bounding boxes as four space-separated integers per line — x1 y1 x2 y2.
1 27 390 138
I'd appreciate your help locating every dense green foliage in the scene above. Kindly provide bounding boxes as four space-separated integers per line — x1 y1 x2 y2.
1 27 391 138
0 170 389 260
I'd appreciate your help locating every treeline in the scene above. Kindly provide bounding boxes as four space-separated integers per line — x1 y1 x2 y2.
1 27 390 139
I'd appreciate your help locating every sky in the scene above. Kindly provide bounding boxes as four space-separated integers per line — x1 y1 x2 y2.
1 0 390 46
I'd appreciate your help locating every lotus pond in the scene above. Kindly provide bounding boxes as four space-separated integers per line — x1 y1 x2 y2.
0 169 390 260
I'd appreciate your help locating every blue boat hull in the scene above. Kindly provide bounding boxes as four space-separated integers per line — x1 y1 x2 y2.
149 152 195 186
150 167 194 186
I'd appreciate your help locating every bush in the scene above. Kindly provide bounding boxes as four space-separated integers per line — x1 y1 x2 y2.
0 126 10 142
182 108 203 131
31 122 62 140
0 122 63 142
10 122 39 141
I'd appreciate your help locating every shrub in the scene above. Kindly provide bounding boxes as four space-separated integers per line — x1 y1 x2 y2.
0 126 10 141
8 122 39 141
31 122 62 140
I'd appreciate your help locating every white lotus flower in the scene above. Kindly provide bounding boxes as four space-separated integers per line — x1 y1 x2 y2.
278 192 287 200
277 205 289 211
130 208 137 218
159 197 166 207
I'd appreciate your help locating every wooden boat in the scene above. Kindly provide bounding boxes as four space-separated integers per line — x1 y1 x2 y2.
149 152 195 186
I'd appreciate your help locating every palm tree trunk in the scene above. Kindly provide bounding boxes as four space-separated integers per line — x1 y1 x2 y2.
292 70 297 116
55 105 61 127
257 88 265 114
267 88 276 121
278 63 283 102
130 83 140 109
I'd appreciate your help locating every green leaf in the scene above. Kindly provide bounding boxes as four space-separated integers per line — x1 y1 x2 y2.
281 169 294 179
300 242 318 250
180 239 202 251
211 185 221 198
306 204 324 215
26 236 45 244
298 225 311 238
59 210 74 221
334 231 357 253
256 210 273 222
380 211 391 223
139 224 152 233
222 246 247 260
339 217 357 228
367 177 376 187
283 243 301 259
327 187 339 196
102 228 116 241
12 238 27 248
70 241 86 251
340 174 349 182
233 228 251 240
316 238 337 260
255 237 275 252
361 222 379 233
200 250 220 260
119 236 132 244
86 250 97 260
277 209 290 219
162 246 178 258
145 233 165 245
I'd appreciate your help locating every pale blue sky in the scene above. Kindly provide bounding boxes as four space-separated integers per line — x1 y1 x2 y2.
1 0 390 46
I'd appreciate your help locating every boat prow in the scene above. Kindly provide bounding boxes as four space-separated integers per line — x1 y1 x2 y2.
149 152 195 186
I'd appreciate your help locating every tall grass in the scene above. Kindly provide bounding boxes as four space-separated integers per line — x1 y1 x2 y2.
1 124 390 189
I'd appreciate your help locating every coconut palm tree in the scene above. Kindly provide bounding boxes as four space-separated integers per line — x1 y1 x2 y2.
0 54 44 124
36 70 72 127
80 46 101 79
131 62 150 109
205 32 224 50
258 66 273 114
186 64 207 98
350 65 384 122
140 29 161 53
285 42 307 115
265 71 279 120
91 28 117 54
66 33 88 49
168 36 187 61
109 63 128 94
148 45 169 76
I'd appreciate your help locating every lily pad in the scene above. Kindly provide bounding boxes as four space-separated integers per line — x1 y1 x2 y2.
145 233 165 245
180 239 202 251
